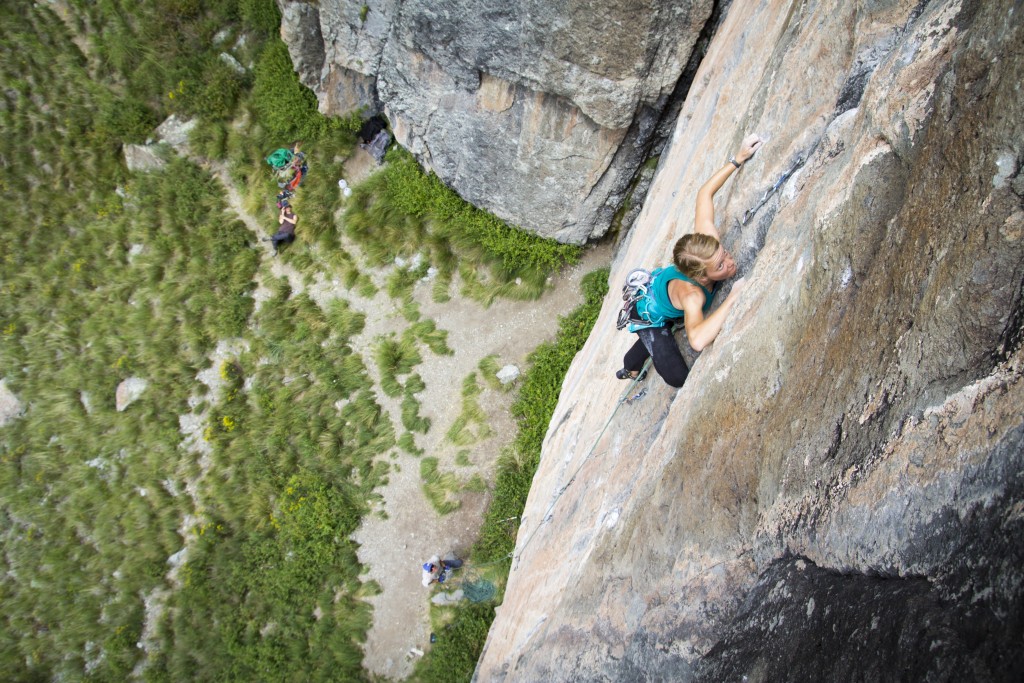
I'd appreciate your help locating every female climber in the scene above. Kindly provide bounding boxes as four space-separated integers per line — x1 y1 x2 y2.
617 133 763 388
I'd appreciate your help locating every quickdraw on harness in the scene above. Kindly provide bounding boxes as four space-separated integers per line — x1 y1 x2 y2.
615 267 679 332
616 268 652 330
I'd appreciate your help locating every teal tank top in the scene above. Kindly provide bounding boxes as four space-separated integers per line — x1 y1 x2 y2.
631 265 714 331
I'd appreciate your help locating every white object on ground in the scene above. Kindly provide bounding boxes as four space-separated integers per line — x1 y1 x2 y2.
497 365 521 385
430 589 465 605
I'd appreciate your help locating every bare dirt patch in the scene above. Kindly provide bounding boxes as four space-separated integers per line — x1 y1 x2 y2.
204 154 612 680
352 244 612 679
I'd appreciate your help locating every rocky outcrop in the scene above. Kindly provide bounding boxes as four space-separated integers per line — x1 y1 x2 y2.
278 0 715 243
478 0 1024 680
123 115 197 171
115 377 148 412
0 379 24 427
123 144 166 172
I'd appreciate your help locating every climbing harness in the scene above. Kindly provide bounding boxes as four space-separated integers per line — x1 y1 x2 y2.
741 153 808 226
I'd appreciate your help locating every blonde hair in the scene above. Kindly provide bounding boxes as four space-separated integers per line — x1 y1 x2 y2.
672 233 720 281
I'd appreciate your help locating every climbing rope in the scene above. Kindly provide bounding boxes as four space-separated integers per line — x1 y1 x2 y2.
510 357 654 569
459 567 498 603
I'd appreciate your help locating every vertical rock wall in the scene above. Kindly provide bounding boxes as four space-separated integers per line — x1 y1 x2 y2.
477 0 1024 680
279 0 714 243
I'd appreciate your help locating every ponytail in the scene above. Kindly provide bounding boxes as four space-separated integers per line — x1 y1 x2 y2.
672 233 720 281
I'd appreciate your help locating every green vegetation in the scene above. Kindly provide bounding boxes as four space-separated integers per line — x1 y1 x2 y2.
412 267 610 682
0 3 381 680
414 602 495 682
160 473 377 681
375 335 424 397
445 373 493 447
252 40 344 142
1 1 605 680
478 353 508 391
420 457 462 515
344 146 581 305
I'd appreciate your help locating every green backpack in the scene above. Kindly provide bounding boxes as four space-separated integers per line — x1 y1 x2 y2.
265 148 294 171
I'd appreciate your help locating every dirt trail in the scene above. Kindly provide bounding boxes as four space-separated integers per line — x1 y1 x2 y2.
208 150 613 679
352 244 612 679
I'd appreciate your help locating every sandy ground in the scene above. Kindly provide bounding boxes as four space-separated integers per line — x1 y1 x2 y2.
352 244 613 679
207 146 613 679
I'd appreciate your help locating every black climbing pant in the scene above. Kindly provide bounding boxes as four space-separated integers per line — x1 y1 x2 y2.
623 325 689 388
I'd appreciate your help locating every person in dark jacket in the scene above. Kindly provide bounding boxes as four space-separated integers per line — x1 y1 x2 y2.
270 205 297 255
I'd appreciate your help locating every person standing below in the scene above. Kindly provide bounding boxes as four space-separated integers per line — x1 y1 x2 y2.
421 555 442 587
271 204 297 255
421 554 463 587
618 134 763 387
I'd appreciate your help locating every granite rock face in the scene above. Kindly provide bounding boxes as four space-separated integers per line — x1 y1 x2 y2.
477 0 1024 680
278 0 714 243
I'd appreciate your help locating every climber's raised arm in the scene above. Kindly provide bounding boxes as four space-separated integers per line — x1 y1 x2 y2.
694 134 763 239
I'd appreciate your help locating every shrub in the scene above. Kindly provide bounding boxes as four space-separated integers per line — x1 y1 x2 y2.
239 0 281 34
95 93 158 144
412 602 495 681
252 41 332 141
343 146 581 304
401 391 431 433
185 59 246 121
420 457 461 514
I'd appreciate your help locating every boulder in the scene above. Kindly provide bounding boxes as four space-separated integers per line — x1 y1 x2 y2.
115 377 148 412
218 52 246 75
0 379 23 427
123 144 165 172
154 114 197 153
429 589 464 606
496 364 520 385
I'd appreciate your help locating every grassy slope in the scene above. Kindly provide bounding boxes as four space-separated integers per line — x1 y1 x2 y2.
0 1 595 681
